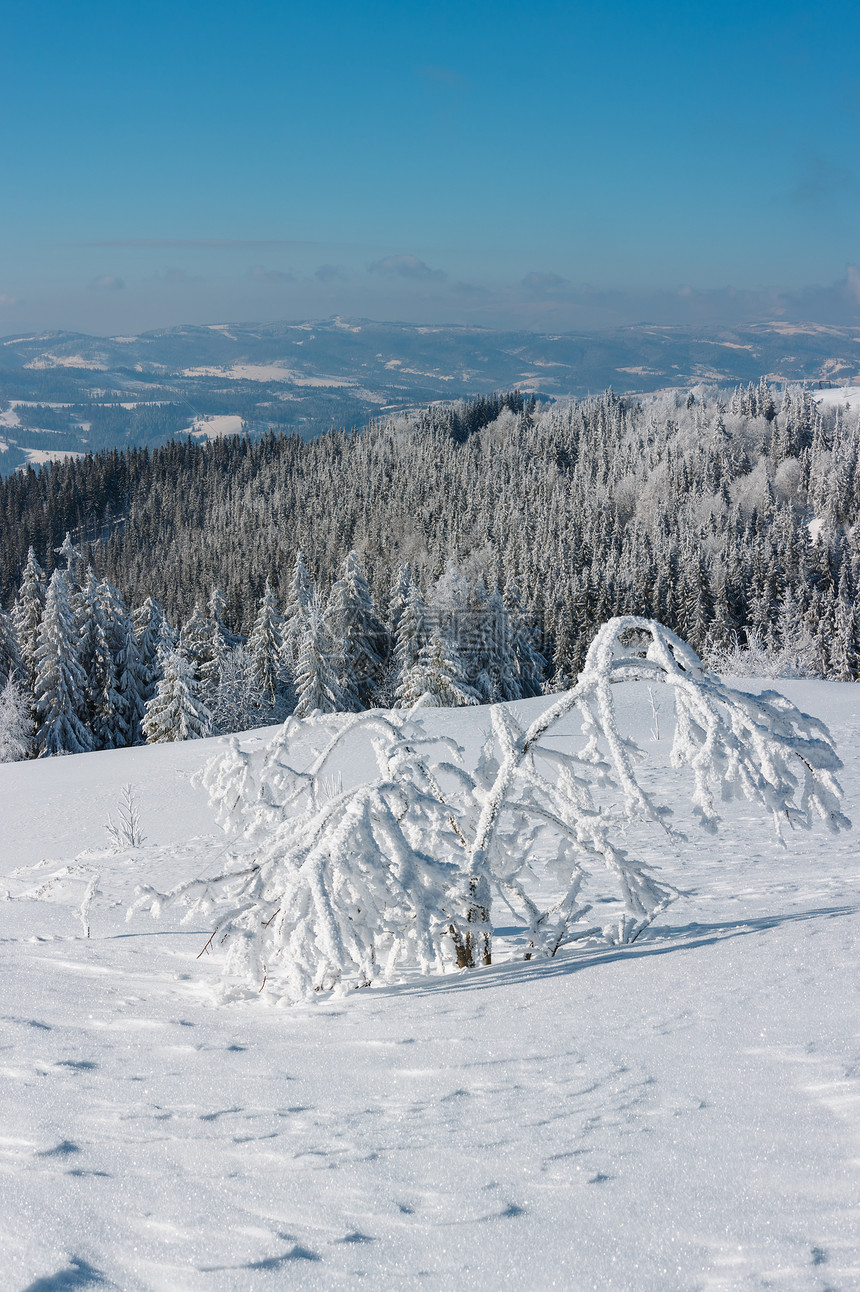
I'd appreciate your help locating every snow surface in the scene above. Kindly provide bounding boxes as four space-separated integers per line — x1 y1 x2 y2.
23 354 108 371
18 448 84 468
180 365 359 387
184 415 245 441
1 681 858 1290
813 385 860 411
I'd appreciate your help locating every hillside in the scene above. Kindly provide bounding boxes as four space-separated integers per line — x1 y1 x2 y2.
1 678 858 1290
2 318 859 473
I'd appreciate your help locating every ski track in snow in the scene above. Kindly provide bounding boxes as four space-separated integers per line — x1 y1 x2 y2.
0 682 858 1290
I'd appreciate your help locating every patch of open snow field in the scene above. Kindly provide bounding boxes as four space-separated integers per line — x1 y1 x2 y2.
813 385 860 411
0 681 858 1290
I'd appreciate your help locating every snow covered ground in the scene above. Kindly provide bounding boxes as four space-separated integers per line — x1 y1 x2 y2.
185 415 245 441
813 385 860 411
1 680 858 1290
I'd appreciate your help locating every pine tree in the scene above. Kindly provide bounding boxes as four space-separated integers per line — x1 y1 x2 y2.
327 550 386 708
0 673 33 762
13 547 46 692
507 582 546 698
142 647 212 743
281 550 314 668
473 588 519 702
247 579 285 706
0 604 22 685
76 568 111 745
830 595 860 682
54 531 83 581
90 615 123 749
208 587 236 645
388 563 413 640
394 582 428 677
210 645 267 734
133 597 169 702
97 579 143 748
293 591 353 717
179 604 214 684
34 570 93 756
397 629 479 708
115 614 147 745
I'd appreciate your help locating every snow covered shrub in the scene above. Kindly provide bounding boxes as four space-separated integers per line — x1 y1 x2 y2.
104 784 146 851
130 618 849 1004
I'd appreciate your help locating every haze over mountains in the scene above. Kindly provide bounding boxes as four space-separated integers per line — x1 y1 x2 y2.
1 316 859 474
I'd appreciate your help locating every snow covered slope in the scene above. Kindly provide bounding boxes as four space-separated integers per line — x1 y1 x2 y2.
1 682 858 1290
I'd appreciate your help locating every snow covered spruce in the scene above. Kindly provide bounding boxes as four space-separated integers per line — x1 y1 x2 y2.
129 617 849 1003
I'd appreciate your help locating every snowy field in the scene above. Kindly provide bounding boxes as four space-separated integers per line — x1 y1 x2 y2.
813 385 860 411
1 680 858 1290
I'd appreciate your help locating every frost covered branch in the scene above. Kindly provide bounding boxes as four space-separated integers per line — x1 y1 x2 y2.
104 784 146 851
130 619 849 1003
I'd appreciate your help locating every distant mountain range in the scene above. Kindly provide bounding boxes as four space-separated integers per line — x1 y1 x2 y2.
1 316 858 474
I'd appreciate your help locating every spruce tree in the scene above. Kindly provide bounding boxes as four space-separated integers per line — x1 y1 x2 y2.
397 630 479 708
0 673 33 762
327 550 386 708
13 547 46 692
133 597 168 702
293 592 353 717
394 582 428 678
281 550 314 668
247 579 285 706
179 604 215 685
142 647 212 743
507 583 546 698
34 570 93 756
0 604 22 685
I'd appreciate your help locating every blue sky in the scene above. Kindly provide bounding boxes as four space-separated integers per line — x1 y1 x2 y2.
2 0 859 334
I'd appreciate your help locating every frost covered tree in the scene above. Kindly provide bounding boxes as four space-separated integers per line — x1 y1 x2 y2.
179 604 214 685
34 570 93 756
0 673 33 762
142 647 212 743
0 604 22 685
387 563 413 640
133 618 849 1003
293 591 354 717
507 583 546 698
247 579 285 707
208 587 235 645
89 611 122 749
327 550 386 708
393 582 427 677
115 613 147 745
93 578 145 748
395 628 479 709
133 597 169 703
13 547 46 691
200 587 236 703
210 645 268 734
472 588 519 702
54 531 83 582
281 550 314 669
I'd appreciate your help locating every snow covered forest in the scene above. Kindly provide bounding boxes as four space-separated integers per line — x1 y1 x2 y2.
2 380 860 757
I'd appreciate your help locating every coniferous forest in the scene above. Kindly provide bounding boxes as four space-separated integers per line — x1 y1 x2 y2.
1 380 859 757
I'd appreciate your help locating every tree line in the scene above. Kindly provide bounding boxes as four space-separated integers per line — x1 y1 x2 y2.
0 528 546 759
